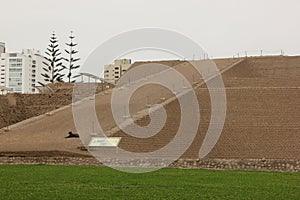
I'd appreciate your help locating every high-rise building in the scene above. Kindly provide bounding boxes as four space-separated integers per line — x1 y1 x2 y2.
104 59 132 84
0 42 5 54
0 49 47 94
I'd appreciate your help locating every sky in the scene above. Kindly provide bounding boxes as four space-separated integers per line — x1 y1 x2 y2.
0 0 300 64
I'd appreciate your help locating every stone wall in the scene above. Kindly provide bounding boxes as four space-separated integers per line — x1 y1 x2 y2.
0 155 298 172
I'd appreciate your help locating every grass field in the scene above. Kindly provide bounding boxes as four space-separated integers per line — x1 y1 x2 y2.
0 165 299 199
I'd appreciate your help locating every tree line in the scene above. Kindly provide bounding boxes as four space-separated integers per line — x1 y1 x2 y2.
38 31 80 86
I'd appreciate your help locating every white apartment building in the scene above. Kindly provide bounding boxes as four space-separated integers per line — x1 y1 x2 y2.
104 59 132 84
0 49 46 94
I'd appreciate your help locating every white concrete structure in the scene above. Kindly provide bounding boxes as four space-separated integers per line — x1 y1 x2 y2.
104 59 132 84
0 49 46 94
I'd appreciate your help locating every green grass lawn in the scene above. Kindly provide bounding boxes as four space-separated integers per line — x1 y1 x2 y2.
0 165 299 200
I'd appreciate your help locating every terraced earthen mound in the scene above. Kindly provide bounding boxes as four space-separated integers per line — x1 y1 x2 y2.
112 56 300 159
0 56 298 162
0 83 112 129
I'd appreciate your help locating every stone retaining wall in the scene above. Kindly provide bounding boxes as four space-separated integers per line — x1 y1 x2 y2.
0 156 299 172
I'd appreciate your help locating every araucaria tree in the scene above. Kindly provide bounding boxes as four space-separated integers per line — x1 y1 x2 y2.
64 31 80 83
39 32 64 85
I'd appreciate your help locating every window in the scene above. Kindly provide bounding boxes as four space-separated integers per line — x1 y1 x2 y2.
9 54 17 57
32 65 36 68
9 68 22 72
32 70 36 73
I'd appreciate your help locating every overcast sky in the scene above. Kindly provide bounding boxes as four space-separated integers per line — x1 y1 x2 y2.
1 0 300 63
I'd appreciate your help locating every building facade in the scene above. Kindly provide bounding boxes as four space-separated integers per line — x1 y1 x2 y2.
0 49 46 94
0 42 5 54
104 59 132 84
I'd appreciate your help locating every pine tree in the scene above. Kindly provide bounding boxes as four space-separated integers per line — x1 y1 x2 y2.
39 32 64 86
64 31 80 83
